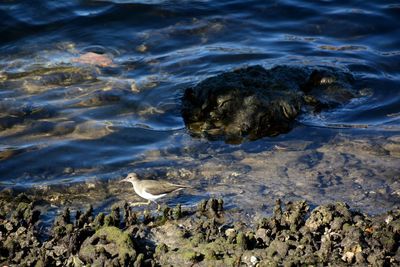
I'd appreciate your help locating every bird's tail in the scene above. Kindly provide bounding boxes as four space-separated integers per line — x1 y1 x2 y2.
171 183 193 189
178 184 193 189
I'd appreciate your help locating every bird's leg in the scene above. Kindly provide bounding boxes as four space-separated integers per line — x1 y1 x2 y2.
129 201 150 207
152 200 161 211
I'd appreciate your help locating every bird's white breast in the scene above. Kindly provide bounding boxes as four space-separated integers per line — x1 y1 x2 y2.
134 184 166 201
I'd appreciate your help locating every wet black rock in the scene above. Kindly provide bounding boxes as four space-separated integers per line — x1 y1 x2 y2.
182 65 357 142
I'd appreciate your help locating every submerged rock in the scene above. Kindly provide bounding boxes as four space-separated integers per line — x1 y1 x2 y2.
72 52 114 67
182 65 357 142
0 101 57 131
1 66 98 94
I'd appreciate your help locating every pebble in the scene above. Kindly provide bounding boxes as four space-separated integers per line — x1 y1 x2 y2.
136 44 148 53
250 255 259 265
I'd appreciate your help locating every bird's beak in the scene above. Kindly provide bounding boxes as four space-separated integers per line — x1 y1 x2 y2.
119 177 128 183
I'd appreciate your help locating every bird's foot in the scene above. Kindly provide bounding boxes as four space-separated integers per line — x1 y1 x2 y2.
148 201 161 211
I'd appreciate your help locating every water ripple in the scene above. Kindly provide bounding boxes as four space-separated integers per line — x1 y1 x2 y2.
0 0 399 191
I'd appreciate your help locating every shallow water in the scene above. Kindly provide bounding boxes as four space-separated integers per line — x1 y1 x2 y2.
0 0 399 217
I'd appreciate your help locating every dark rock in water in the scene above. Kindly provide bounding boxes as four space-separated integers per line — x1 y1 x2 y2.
182 65 357 142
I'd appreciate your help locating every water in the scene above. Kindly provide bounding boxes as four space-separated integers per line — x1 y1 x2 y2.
0 0 399 216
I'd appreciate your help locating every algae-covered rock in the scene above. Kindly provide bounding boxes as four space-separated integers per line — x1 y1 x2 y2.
79 226 136 265
266 239 289 259
93 212 105 230
305 202 351 232
76 205 93 228
155 243 169 257
110 204 121 227
123 202 138 227
196 198 224 219
182 65 358 142
133 253 144 267
1 196 399 266
0 196 42 266
236 232 248 250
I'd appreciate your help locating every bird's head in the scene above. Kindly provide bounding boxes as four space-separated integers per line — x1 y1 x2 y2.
120 172 139 184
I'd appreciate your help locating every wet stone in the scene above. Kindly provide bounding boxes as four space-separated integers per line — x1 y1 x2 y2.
77 88 131 107
19 66 97 92
182 65 358 142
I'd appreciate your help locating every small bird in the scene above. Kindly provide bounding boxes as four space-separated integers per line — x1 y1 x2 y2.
120 172 191 207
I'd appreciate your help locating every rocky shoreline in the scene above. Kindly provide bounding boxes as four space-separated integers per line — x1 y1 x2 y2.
1 193 399 266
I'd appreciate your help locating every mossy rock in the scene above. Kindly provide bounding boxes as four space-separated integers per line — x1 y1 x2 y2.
181 249 204 262
79 226 136 265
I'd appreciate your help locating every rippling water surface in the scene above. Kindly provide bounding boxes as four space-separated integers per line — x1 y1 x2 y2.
1 0 399 215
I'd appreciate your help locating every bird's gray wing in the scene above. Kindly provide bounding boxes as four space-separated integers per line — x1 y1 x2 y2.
141 180 183 195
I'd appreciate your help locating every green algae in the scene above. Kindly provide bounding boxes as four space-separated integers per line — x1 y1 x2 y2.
79 226 136 265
